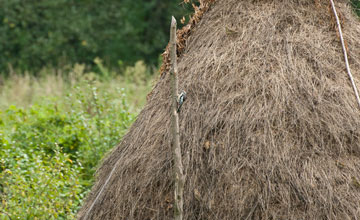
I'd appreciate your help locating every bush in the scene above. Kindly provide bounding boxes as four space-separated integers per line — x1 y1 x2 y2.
0 145 83 219
0 68 149 219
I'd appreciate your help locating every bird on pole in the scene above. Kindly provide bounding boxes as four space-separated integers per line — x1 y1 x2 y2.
177 91 187 113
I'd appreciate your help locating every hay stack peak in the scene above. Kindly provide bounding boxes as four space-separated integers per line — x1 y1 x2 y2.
78 0 360 219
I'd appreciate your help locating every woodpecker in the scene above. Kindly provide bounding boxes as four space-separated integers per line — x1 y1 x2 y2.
177 90 187 113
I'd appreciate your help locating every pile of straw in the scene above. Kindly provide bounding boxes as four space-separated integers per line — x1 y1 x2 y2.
78 0 360 219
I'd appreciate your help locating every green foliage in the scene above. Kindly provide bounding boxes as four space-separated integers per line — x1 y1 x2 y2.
0 65 152 219
0 0 192 72
0 145 82 219
352 0 360 16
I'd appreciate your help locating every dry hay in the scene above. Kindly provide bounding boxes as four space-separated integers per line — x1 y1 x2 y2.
78 0 360 219
159 0 216 77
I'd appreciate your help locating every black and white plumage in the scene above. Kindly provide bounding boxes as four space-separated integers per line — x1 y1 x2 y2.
177 91 187 113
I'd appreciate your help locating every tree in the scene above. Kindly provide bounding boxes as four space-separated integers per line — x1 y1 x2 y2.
0 0 192 72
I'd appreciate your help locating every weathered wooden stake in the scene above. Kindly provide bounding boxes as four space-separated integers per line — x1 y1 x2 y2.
169 16 185 220
329 0 360 108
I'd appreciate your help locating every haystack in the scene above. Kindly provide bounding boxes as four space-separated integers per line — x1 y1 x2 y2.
78 0 360 219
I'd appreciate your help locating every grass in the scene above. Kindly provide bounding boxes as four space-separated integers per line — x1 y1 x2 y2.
0 61 154 112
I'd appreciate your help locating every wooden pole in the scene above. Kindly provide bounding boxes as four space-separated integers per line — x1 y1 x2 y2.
329 0 360 108
169 16 185 220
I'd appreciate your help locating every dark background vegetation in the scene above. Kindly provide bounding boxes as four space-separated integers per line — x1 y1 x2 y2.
353 0 360 15
0 0 193 72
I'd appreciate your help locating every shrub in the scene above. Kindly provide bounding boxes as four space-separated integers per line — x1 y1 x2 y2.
0 71 143 219
0 145 83 219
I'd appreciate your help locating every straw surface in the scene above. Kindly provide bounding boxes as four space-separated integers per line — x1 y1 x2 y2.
78 0 360 219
